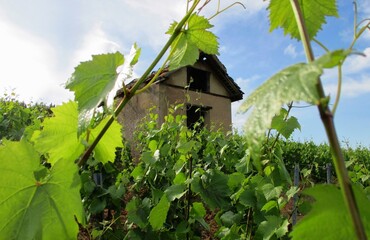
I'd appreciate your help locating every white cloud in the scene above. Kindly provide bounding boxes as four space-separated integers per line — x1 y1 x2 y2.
0 18 72 104
283 44 298 58
325 75 370 97
343 48 370 74
70 23 121 68
322 48 370 98
204 0 268 31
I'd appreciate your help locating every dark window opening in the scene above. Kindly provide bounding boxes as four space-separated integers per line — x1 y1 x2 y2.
186 105 210 130
187 67 210 92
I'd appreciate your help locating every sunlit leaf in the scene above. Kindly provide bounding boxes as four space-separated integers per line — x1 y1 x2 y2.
149 195 170 230
268 0 338 40
88 116 123 164
291 185 370 239
107 44 141 107
271 108 301 139
66 52 124 133
34 101 84 164
168 14 218 70
238 63 321 156
238 50 350 158
0 140 83 239
187 14 219 54
168 33 199 71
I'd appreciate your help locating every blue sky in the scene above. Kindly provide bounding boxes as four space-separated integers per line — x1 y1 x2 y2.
0 1 369 147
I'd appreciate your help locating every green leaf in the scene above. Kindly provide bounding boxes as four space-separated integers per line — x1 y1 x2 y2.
164 184 187 202
88 116 123 164
0 140 84 239
256 215 289 240
126 198 151 229
315 49 352 68
271 108 301 139
191 169 231 210
177 140 196 154
168 33 199 71
262 184 283 201
66 52 124 132
261 200 278 213
268 0 338 40
239 188 256 208
187 14 219 54
190 202 209 230
90 198 106 214
149 195 170 230
34 101 84 164
168 14 218 70
220 211 242 227
291 185 370 239
106 44 141 107
131 163 145 182
191 202 206 219
238 62 321 156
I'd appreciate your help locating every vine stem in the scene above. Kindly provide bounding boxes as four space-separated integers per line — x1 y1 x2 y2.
77 0 201 167
289 0 366 239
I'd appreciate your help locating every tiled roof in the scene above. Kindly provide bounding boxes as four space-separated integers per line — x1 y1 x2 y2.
116 52 244 102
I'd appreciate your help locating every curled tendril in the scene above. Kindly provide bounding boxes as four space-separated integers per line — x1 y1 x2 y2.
197 0 246 20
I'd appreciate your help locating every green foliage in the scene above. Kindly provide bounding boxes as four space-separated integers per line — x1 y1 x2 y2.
33 101 84 164
168 14 219 70
239 50 350 159
268 0 338 40
66 52 124 112
192 169 231 210
66 48 140 133
0 140 83 239
0 92 51 141
291 185 370 239
271 108 301 139
238 62 320 154
33 101 123 164
88 116 124 163
149 194 170 230
0 1 369 239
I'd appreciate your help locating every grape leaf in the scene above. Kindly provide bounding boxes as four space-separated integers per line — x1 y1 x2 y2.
191 169 231 210
168 33 199 71
268 0 338 40
149 195 170 230
271 108 301 139
34 101 84 164
238 63 321 156
168 14 219 70
190 202 209 230
187 14 219 54
88 116 123 164
291 185 370 239
256 215 289 239
0 140 84 239
66 52 124 133
107 44 141 107
126 198 151 229
164 184 187 202
238 50 350 158
66 52 124 111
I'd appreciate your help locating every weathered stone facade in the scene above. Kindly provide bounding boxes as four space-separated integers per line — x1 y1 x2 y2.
117 53 243 141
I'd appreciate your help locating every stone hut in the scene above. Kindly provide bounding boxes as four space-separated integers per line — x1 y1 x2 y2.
117 52 243 140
